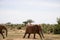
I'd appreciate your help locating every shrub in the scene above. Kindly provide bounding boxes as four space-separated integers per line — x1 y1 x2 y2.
17 27 21 30
54 25 60 34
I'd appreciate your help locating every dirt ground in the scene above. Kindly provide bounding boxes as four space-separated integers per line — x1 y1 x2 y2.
0 30 60 40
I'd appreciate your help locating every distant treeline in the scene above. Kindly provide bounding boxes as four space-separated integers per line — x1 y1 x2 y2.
2 23 60 34
0 18 60 34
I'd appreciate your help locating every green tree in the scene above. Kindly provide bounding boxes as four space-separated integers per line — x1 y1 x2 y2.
41 24 54 33
57 18 60 24
23 21 28 26
6 22 11 25
41 24 47 33
27 19 34 24
54 18 60 34
23 19 34 26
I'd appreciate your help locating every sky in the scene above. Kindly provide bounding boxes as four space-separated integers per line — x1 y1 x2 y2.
0 0 60 24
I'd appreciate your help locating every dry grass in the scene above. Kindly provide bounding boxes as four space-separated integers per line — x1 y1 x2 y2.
0 30 60 40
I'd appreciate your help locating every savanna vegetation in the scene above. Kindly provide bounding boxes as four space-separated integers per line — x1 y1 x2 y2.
4 18 60 34
0 18 60 40
0 18 59 34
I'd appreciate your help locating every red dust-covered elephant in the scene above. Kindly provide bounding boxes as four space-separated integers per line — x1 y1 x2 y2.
0 25 7 39
23 25 44 39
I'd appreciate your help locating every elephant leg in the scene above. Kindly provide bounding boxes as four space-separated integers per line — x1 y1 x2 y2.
28 33 30 38
23 33 27 38
1 32 5 39
34 33 36 39
41 31 45 38
38 33 42 39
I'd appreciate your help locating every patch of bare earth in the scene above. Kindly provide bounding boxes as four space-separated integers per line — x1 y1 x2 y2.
0 30 60 40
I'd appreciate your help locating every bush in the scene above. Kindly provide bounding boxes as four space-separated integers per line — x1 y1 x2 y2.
54 25 60 34
17 27 21 30
41 24 54 33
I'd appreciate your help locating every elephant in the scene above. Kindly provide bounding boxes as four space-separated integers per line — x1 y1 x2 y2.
0 25 8 39
23 25 44 39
